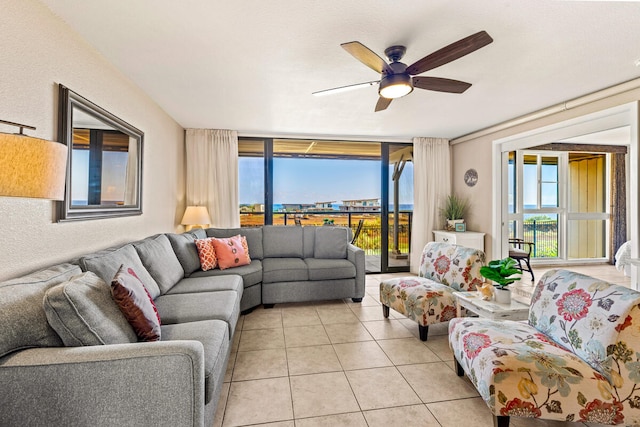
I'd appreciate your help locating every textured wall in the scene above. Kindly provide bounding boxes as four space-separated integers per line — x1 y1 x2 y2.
0 0 185 281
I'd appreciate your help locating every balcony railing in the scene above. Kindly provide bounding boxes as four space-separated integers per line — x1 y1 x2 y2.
511 219 558 258
240 210 412 256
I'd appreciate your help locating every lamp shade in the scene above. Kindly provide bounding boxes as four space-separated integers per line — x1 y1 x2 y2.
0 133 68 200
181 205 212 226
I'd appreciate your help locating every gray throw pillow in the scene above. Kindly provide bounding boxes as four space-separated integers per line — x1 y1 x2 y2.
80 244 161 299
0 263 81 358
43 272 137 346
314 227 348 259
166 232 202 276
133 234 184 294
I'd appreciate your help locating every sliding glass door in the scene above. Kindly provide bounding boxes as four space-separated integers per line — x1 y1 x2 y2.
238 138 413 273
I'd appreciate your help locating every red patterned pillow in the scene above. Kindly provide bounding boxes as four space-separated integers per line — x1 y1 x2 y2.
211 235 251 270
110 265 161 342
194 238 218 271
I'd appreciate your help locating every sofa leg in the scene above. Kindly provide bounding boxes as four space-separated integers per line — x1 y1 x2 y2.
352 297 363 303
241 307 255 315
455 359 464 376
382 304 389 318
263 304 275 309
493 415 510 427
419 324 428 341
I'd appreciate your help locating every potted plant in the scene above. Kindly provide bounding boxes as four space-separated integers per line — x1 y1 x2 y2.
441 194 468 231
479 257 522 304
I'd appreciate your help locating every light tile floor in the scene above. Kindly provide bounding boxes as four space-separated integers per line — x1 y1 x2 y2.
214 265 627 427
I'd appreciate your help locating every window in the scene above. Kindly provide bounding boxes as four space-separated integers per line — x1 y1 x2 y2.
237 137 413 272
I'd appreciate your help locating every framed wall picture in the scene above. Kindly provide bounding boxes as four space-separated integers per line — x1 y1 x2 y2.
455 222 466 232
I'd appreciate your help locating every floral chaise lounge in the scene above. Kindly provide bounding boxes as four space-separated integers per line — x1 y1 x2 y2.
449 268 640 426
380 242 485 341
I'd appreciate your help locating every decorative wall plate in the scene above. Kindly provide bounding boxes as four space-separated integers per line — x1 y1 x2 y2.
464 168 478 187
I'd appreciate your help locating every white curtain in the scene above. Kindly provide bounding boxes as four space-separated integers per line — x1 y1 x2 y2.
410 137 451 273
185 129 240 228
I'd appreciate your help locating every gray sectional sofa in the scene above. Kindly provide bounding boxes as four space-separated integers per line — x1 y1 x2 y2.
0 225 364 427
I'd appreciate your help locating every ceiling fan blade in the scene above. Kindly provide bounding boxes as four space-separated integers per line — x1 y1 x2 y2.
406 31 493 75
341 41 392 75
413 76 472 93
375 97 392 112
312 80 379 97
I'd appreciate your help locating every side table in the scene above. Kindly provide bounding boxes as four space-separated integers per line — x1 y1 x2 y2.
454 291 529 321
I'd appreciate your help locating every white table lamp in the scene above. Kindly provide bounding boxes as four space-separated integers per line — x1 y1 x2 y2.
181 206 211 231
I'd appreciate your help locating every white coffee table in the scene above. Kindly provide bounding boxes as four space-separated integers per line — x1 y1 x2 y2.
454 291 530 321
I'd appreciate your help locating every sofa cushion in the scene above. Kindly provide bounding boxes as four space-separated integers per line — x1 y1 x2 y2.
190 259 262 288
154 291 240 337
111 265 162 342
166 275 244 295
263 226 303 258
305 258 356 281
211 235 251 270
133 234 184 294
161 320 229 404
302 226 315 258
206 227 264 260
166 232 203 276
80 244 161 299
43 272 137 346
262 258 308 283
314 227 348 259
194 237 218 271
0 263 81 358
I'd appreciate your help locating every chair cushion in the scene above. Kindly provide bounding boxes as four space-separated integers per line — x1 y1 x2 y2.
161 320 229 404
418 242 485 291
305 258 355 281
262 258 308 283
380 276 457 327
154 291 240 337
263 226 303 258
314 227 348 259
0 263 81 357
166 232 203 276
80 244 161 299
43 272 137 346
508 247 528 257
449 317 615 423
529 269 640 377
133 234 184 294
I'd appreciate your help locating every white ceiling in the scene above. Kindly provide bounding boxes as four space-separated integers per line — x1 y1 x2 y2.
40 0 640 140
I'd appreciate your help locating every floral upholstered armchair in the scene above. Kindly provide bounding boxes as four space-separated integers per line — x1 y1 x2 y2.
380 242 485 340
449 269 640 426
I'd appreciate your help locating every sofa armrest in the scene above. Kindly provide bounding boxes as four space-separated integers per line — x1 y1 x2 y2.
347 244 365 298
0 341 205 427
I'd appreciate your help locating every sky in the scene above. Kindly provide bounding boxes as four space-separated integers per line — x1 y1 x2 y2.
239 157 414 206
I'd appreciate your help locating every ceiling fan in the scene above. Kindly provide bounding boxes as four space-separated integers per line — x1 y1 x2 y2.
313 31 493 112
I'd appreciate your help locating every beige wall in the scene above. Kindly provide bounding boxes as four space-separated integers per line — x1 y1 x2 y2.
0 0 185 281
452 86 640 258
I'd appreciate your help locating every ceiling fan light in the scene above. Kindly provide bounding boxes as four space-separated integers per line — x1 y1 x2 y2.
379 74 413 99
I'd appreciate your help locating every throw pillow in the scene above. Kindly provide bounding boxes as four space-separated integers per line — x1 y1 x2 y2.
211 235 251 270
194 237 218 271
43 272 137 346
111 265 161 342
